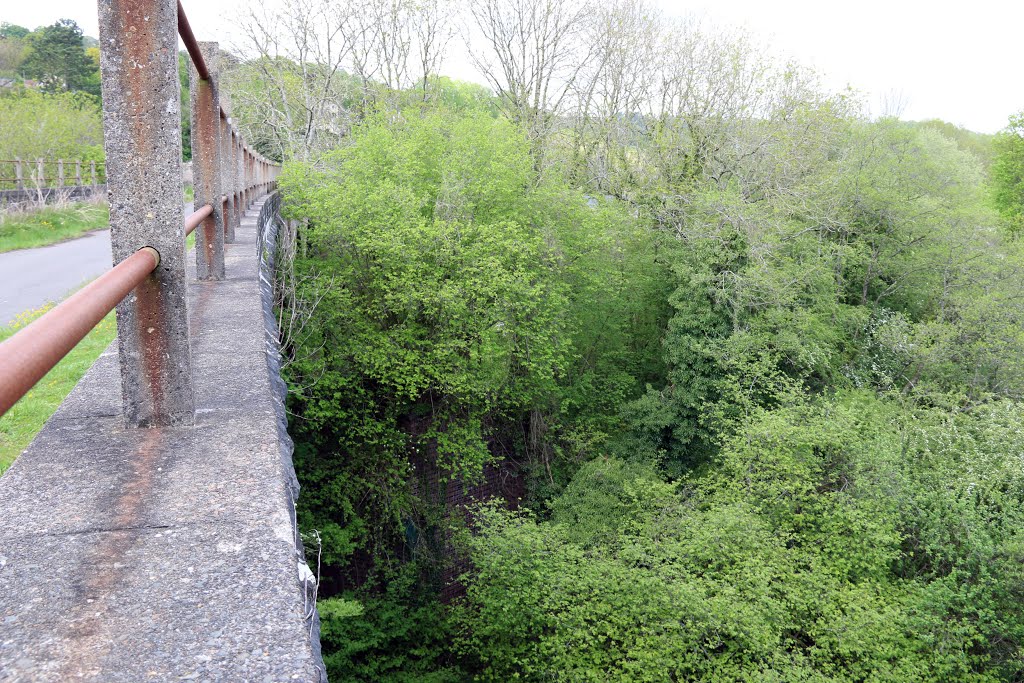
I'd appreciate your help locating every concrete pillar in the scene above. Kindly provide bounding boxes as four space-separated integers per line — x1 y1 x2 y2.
189 41 225 280
220 115 237 243
245 151 252 207
75 160 82 186
97 0 194 427
230 128 240 239
14 158 22 190
234 130 244 223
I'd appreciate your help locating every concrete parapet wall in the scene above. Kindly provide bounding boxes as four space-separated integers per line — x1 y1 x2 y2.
0 195 326 681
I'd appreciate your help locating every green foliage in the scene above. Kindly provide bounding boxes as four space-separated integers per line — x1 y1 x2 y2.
456 393 1024 681
267 31 1024 681
283 106 664 555
991 113 1024 235
0 33 28 77
0 24 30 40
0 88 103 163
318 569 463 682
20 19 99 97
911 118 995 169
178 51 191 161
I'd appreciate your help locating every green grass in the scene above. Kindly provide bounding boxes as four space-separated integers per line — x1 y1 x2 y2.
0 202 110 253
0 305 118 474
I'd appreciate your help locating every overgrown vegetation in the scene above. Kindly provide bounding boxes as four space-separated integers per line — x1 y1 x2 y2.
224 0 1024 679
0 88 104 167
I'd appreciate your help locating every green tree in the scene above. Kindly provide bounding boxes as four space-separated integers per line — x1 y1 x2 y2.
178 51 191 161
991 113 1024 235
0 24 29 77
0 23 30 40
21 19 99 97
0 88 103 162
456 393 1024 681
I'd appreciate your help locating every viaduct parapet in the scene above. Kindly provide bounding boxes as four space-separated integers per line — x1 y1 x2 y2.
0 198 326 681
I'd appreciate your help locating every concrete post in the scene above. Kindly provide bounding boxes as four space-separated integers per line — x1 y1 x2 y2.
97 0 194 427
57 160 65 188
188 41 225 280
75 160 82 187
220 115 237 242
230 129 239 232
233 130 243 231
90 161 97 188
237 140 245 209
14 158 22 190
245 151 251 207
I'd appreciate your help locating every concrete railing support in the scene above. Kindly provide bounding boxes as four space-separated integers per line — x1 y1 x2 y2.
233 131 242 238
98 0 195 427
220 115 237 243
189 40 226 280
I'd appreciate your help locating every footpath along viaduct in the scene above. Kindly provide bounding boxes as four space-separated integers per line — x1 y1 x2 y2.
0 1 326 680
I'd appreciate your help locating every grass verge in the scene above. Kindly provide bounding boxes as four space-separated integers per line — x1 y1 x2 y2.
0 202 110 253
0 304 117 474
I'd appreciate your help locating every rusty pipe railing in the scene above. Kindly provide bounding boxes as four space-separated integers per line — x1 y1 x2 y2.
177 0 209 81
184 203 213 236
0 1 283 422
0 247 160 417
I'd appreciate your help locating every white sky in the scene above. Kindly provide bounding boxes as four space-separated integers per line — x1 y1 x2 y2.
6 0 1022 133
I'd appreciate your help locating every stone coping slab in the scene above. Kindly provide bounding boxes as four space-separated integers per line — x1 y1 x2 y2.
0 198 326 682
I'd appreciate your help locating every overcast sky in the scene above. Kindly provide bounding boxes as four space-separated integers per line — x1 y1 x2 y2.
6 0 1021 133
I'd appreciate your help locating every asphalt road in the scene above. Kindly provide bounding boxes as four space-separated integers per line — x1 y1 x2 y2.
0 203 194 326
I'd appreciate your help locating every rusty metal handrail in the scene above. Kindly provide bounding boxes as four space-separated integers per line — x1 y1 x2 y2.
177 1 209 81
0 1 283 420
0 247 160 418
184 204 213 236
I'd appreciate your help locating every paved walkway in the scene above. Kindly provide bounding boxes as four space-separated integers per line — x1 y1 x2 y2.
0 203 194 326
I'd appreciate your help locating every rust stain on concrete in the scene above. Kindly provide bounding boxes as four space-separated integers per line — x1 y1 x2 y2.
60 426 166 678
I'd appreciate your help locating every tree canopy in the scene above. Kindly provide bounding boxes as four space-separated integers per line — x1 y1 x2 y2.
20 20 99 97
218 1 1024 679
